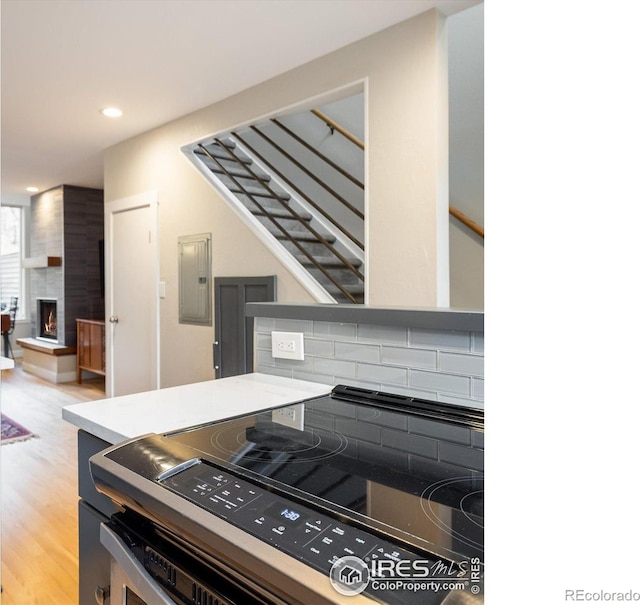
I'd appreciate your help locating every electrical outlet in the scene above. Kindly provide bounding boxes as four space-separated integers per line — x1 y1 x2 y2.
272 403 305 431
271 331 304 360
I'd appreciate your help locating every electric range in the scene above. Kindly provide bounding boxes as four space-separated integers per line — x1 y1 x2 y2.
90 384 484 605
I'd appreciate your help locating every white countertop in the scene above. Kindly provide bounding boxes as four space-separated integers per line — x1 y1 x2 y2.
62 373 330 445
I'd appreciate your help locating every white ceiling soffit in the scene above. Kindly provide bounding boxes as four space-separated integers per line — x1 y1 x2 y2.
0 0 481 198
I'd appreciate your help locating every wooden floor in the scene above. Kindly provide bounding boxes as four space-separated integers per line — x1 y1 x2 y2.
1 363 106 605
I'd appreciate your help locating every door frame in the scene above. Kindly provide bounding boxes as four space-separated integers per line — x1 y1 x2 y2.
105 191 160 397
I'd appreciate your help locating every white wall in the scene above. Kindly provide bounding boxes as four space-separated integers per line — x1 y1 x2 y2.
105 9 451 388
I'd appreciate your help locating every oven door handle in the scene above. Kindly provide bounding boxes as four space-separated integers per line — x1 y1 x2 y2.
100 523 176 605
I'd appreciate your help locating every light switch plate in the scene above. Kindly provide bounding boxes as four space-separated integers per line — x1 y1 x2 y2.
271 331 305 360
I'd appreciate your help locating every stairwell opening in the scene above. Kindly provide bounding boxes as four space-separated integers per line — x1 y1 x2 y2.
182 92 365 304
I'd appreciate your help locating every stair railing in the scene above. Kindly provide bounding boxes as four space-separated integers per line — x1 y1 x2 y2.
449 207 484 239
311 109 365 150
247 124 365 250
312 108 484 241
272 118 364 189
234 130 364 251
198 141 363 303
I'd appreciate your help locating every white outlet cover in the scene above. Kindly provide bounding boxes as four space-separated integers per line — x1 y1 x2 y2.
271 331 305 360
271 403 305 430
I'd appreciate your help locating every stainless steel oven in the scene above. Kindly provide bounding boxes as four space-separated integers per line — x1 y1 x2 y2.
90 385 484 604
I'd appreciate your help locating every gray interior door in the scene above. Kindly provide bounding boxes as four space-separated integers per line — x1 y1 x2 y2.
213 276 276 378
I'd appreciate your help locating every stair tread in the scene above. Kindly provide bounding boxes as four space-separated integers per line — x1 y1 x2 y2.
276 232 336 243
231 186 290 201
209 166 270 181
301 256 363 269
216 138 236 149
251 207 311 220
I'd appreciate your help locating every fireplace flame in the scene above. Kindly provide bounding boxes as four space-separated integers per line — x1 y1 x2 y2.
44 311 57 336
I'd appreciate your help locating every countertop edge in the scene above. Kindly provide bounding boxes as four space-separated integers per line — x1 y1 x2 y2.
245 303 484 332
62 407 128 445
62 373 331 445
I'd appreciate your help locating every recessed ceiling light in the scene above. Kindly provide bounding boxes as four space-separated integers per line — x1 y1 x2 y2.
101 107 123 118
26 186 40 193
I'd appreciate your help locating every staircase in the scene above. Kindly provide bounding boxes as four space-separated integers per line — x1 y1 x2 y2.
189 110 365 304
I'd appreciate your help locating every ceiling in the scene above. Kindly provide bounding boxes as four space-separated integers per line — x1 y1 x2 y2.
0 0 479 200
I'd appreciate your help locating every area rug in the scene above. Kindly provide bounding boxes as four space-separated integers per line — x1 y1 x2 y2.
1 413 37 444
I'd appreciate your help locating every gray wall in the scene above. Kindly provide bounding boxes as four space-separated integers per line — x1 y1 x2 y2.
448 3 484 309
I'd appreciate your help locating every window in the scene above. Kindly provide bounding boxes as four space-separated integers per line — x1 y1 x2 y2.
1 205 25 319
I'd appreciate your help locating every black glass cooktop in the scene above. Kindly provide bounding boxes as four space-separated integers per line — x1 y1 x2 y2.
164 385 484 563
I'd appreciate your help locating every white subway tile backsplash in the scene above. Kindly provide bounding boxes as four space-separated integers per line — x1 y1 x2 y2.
381 346 437 370
358 324 408 345
357 362 407 385
409 369 471 396
438 393 483 408
313 357 357 379
255 333 273 350
335 341 381 363
274 318 314 335
304 338 334 357
472 332 484 353
291 369 334 385
439 352 484 377
255 349 276 367
254 315 484 408
255 317 275 332
379 384 439 400
472 377 484 400
338 377 384 391
314 321 358 341
410 328 471 351
274 357 313 372
255 364 292 378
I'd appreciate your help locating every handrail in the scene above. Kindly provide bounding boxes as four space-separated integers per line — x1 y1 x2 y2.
449 207 484 239
199 142 362 303
271 118 364 190
233 131 364 251
313 110 483 243
311 109 365 150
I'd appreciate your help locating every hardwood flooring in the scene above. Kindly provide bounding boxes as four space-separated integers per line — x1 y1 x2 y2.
1 363 106 605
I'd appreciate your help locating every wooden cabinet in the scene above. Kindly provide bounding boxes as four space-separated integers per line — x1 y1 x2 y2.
76 319 105 383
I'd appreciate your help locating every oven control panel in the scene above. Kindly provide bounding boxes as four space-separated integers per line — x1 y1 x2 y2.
159 460 449 603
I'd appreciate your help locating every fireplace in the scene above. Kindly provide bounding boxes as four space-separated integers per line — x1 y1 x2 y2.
37 298 58 342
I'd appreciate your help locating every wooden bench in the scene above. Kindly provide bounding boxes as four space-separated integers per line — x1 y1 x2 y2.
16 338 77 383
